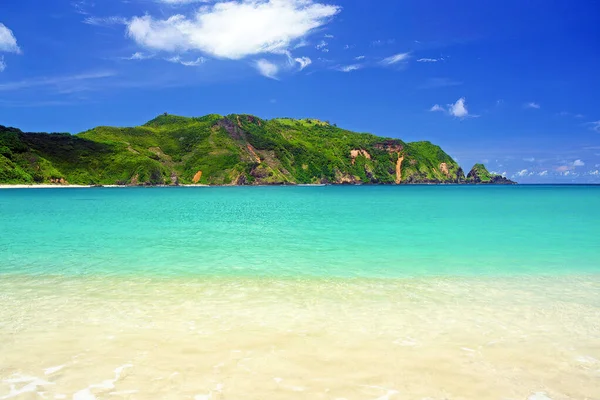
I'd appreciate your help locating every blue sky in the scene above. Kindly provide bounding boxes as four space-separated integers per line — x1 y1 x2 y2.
1 0 600 183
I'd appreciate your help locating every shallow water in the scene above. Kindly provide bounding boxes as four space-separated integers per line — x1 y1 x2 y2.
1 186 599 399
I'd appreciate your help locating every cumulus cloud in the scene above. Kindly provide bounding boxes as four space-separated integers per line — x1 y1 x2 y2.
539 170 548 176
336 64 361 72
0 23 20 53
429 98 473 118
254 59 279 79
448 97 469 118
525 102 540 109
315 40 328 51
573 159 585 167
294 56 311 70
589 170 599 176
126 0 340 60
354 55 365 60
381 52 410 65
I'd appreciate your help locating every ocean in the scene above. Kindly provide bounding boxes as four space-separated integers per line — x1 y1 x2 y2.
1 186 599 399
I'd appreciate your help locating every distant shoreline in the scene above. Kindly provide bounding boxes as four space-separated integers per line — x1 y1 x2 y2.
0 184 210 189
4 183 600 190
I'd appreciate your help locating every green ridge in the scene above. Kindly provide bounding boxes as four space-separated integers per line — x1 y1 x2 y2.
0 114 515 185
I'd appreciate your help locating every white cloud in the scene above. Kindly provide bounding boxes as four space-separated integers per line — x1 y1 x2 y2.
573 159 585 167
429 98 473 118
315 40 328 51
525 102 540 109
324 34 334 38
0 71 116 92
0 56 5 72
354 55 365 60
417 58 441 62
166 55 206 66
371 39 395 47
448 97 469 118
254 59 279 79
561 170 579 177
293 39 309 49
157 0 213 4
126 0 340 60
589 170 599 176
539 170 548 176
0 23 21 53
124 52 154 60
381 52 410 65
419 77 462 89
514 169 529 177
84 16 128 26
587 121 600 133
523 157 535 162
337 64 361 72
294 56 311 70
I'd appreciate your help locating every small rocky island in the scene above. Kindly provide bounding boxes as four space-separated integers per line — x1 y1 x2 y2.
0 114 515 186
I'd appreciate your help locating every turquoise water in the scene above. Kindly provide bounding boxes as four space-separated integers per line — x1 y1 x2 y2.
1 186 599 277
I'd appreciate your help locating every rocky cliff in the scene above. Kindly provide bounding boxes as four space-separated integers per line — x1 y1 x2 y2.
466 163 516 185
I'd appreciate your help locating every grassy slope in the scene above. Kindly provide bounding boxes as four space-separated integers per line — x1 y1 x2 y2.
1 114 472 185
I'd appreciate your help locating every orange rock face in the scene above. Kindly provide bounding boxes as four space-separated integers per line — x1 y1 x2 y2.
395 155 404 184
350 149 372 165
192 171 203 184
439 163 449 176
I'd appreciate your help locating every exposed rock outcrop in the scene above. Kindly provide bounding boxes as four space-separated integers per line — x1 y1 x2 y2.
467 164 516 185
350 149 372 165
395 155 404 184
192 170 203 184
456 167 466 183
439 163 449 176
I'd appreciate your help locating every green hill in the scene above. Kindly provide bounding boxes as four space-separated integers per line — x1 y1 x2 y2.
0 114 515 185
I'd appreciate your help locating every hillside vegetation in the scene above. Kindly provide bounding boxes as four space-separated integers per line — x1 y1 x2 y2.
0 114 515 185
